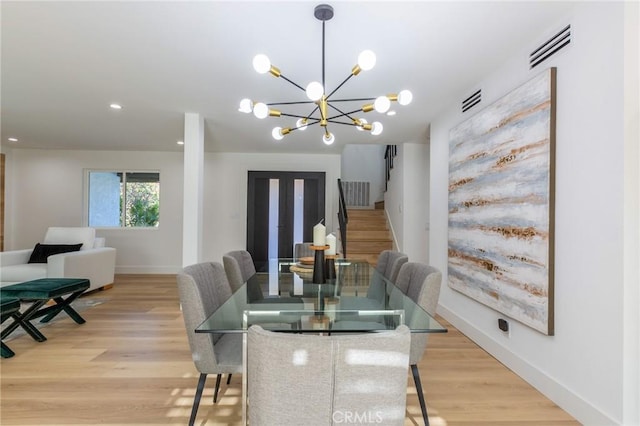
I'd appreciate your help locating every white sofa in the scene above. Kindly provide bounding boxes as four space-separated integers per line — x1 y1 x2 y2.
0 227 116 292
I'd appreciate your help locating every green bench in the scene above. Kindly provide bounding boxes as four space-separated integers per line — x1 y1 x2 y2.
1 296 21 358
0 278 90 350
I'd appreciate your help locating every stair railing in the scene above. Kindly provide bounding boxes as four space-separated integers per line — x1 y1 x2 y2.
384 144 397 191
337 178 348 258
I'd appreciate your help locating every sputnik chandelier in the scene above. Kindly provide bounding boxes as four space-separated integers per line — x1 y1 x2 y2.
238 3 413 146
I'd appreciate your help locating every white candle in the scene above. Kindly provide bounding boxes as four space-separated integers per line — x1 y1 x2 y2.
313 222 326 246
326 233 336 255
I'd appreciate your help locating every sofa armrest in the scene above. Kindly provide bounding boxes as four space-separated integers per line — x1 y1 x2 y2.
0 249 33 267
47 247 117 291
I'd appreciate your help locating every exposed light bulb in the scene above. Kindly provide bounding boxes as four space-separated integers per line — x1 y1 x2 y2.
253 54 271 74
371 121 383 136
238 98 253 113
306 81 324 101
253 102 269 119
356 118 367 131
272 127 284 141
357 50 376 71
296 118 308 131
374 96 391 113
323 132 335 145
398 90 413 106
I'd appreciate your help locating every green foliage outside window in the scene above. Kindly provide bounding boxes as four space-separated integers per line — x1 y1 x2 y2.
125 182 160 227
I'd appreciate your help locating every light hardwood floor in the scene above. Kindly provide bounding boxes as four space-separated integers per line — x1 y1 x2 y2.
1 274 579 426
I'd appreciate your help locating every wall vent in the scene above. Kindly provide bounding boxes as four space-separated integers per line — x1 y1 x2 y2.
462 89 481 113
530 25 571 69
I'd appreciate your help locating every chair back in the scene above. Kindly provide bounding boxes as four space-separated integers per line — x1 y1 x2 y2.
395 262 442 364
367 250 408 301
293 242 313 259
176 262 232 373
223 250 256 293
248 324 411 426
376 250 409 283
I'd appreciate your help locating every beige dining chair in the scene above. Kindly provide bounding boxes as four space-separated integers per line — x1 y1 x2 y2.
293 242 314 259
247 324 411 426
223 249 304 328
392 262 442 426
222 250 256 293
176 262 243 426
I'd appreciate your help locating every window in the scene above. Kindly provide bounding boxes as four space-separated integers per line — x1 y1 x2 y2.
87 171 160 228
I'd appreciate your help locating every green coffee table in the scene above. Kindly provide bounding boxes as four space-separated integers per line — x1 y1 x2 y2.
1 296 21 358
0 278 90 344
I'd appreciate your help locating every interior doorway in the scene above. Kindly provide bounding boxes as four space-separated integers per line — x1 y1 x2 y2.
247 171 325 271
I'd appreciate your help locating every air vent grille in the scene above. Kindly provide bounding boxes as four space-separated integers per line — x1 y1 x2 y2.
462 89 481 113
530 25 571 69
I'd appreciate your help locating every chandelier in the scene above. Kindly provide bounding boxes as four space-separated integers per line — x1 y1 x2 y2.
238 3 413 146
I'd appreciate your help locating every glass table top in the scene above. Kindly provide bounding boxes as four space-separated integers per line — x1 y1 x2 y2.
196 258 447 334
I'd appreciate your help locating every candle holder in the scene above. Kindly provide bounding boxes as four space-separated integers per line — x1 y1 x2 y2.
324 254 338 282
310 245 329 284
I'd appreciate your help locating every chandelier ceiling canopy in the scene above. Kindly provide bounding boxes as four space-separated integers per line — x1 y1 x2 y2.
238 3 413 146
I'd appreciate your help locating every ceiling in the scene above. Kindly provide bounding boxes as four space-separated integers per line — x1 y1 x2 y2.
1 1 576 154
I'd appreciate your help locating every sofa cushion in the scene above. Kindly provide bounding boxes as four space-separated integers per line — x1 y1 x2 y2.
28 243 83 264
44 227 95 251
0 264 47 285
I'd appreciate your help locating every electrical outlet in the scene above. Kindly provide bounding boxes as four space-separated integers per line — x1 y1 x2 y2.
498 318 510 337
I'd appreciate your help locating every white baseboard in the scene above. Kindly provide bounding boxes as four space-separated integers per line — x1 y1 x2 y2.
115 266 181 275
437 303 617 426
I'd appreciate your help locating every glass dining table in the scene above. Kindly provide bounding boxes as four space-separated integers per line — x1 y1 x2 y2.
196 258 447 424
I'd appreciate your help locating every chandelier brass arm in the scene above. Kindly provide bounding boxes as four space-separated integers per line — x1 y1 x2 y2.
238 3 412 146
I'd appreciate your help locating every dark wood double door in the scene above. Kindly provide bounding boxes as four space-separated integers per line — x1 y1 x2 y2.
247 171 325 272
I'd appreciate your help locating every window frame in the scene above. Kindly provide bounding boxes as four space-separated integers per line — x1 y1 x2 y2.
83 168 161 229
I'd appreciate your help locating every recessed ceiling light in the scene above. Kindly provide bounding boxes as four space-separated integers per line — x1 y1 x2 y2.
177 140 184 145
8 137 18 142
387 110 397 116
110 103 122 110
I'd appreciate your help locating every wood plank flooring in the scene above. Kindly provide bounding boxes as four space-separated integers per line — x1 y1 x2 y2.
0 274 579 425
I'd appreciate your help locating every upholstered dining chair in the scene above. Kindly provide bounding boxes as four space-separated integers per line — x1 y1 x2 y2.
247 324 411 426
392 262 442 426
336 250 408 315
222 250 256 293
176 262 242 426
376 249 409 283
223 249 304 328
367 249 409 303
293 242 314 260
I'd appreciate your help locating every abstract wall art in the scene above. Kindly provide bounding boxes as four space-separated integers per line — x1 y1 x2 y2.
448 68 556 335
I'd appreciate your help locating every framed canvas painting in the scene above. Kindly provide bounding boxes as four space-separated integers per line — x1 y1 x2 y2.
448 67 556 335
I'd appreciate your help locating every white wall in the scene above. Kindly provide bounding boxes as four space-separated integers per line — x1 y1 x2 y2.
6 149 184 274
5 149 341 274
340 144 386 205
430 3 634 424
384 143 430 262
202 152 341 264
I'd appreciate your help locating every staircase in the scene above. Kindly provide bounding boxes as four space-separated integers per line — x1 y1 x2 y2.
345 206 393 266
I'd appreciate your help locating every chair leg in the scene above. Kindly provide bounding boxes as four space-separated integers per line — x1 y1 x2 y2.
411 364 429 426
226 374 232 385
213 373 222 403
189 373 207 426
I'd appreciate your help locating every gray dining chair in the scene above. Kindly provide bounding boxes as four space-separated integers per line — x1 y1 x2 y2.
222 250 256 293
293 242 314 259
248 324 411 426
176 262 243 426
392 262 442 426
223 249 304 328
368 249 408 302
376 249 409 283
